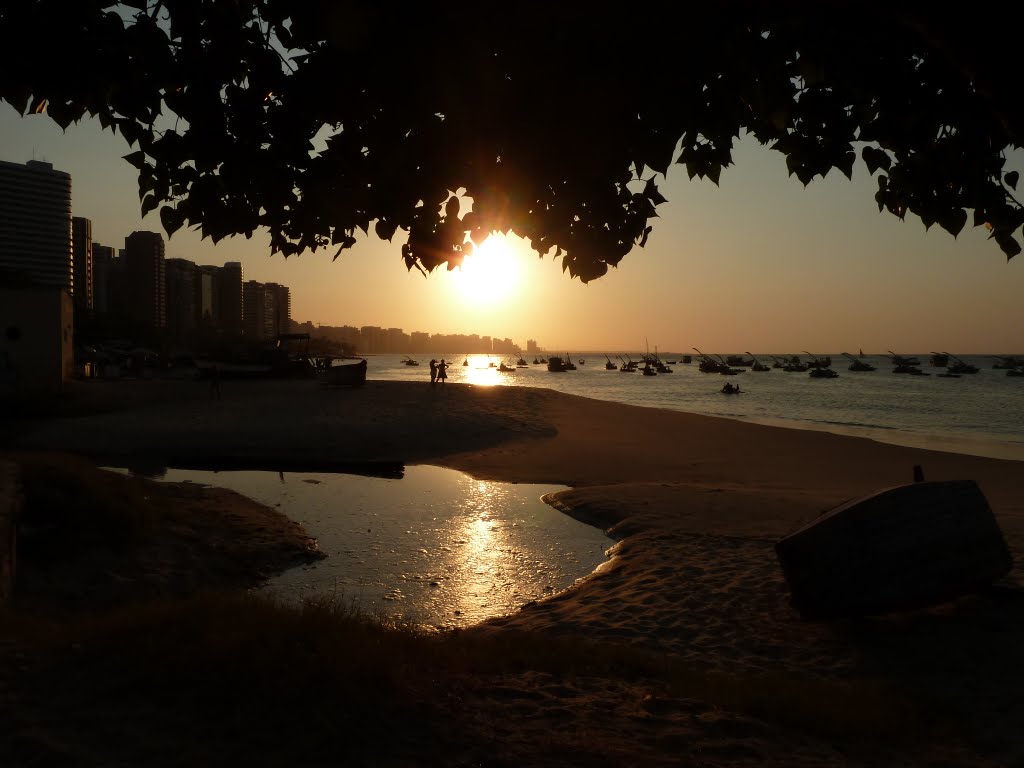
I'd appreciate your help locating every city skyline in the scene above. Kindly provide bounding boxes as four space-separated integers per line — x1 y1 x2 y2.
3 104 1022 354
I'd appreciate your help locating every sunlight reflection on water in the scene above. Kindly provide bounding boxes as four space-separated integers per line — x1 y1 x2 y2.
142 465 611 629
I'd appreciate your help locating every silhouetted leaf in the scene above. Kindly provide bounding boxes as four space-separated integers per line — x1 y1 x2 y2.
1006 171 1019 190
995 232 1022 259
159 205 184 236
141 193 159 217
123 151 147 170
375 219 398 241
861 146 892 175
938 208 968 237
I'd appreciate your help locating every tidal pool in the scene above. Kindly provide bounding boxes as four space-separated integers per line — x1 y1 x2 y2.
139 464 611 629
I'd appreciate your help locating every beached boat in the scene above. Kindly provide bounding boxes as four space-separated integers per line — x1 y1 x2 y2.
326 358 367 386
775 479 1013 619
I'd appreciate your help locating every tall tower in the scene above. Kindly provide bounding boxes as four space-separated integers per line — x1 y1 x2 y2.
123 230 166 330
0 159 73 290
218 261 243 336
92 243 116 314
165 257 197 344
71 216 94 313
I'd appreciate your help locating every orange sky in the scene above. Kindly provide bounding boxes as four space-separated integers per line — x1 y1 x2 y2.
3 103 1022 354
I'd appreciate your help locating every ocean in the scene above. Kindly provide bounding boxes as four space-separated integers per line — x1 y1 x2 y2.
365 353 1024 462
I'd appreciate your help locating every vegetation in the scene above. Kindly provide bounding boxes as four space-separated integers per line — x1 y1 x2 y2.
2 2 1020 282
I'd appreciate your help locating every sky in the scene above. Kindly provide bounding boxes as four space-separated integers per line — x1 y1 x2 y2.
3 102 1022 355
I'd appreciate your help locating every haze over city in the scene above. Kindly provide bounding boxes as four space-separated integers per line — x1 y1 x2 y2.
3 103 1021 355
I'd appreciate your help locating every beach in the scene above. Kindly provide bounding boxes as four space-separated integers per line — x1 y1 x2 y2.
4 376 1023 766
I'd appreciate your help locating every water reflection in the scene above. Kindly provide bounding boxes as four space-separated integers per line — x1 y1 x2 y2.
134 464 610 629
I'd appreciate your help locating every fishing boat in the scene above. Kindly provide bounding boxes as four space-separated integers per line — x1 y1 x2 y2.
546 356 569 372
498 361 516 372
746 352 771 372
943 353 979 374
993 356 1024 369
604 354 618 370
841 352 876 371
780 355 808 373
401 356 420 366
462 356 469 366
929 353 949 367
887 351 928 375
726 355 754 367
809 367 839 378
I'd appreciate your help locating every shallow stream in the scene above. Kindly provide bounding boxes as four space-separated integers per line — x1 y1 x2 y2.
141 464 611 629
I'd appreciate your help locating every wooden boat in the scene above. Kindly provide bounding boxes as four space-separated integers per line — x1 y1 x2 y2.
775 479 1012 620
326 358 367 386
401 356 419 366
546 356 568 372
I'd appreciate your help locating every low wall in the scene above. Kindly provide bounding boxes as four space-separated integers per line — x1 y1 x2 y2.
0 459 19 604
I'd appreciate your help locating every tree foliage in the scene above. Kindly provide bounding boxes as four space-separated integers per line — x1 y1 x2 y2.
2 2 1021 280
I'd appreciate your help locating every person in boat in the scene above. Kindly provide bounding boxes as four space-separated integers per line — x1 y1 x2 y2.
722 382 734 394
429 359 438 384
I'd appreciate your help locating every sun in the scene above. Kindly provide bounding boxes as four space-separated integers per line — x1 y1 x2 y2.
454 235 521 303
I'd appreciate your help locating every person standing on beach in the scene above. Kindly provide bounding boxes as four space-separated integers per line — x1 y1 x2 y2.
429 359 438 384
437 358 448 384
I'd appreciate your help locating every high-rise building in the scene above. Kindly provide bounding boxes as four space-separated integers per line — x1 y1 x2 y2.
242 279 274 340
123 230 166 330
218 261 243 336
165 257 197 343
71 216 93 313
195 264 219 328
92 243 116 314
0 159 73 290
266 282 291 337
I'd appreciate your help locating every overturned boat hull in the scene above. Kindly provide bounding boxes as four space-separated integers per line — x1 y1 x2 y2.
775 480 1013 620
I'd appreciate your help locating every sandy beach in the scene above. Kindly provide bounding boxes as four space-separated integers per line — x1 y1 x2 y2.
4 376 1023 766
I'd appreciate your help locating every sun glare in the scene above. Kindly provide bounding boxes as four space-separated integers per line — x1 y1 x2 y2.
455 235 521 303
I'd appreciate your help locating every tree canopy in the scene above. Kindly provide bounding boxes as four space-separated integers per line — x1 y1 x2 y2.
2 2 1021 281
